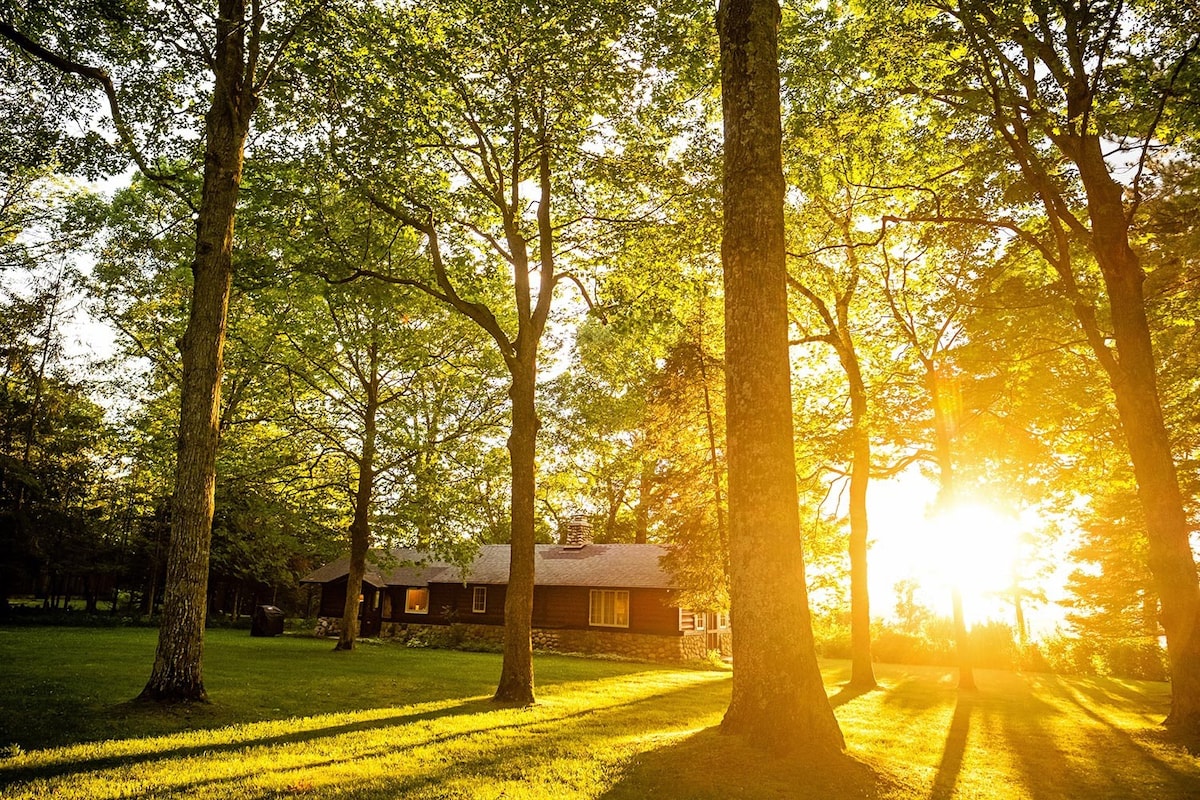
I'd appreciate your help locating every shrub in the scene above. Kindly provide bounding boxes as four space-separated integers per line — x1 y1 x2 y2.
969 621 1018 670
1104 640 1168 681
872 628 954 666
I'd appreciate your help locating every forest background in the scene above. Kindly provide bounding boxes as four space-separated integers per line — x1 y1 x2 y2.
1 0 1198 687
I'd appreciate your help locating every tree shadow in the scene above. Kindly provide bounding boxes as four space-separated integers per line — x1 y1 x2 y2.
928 694 972 800
990 678 1200 800
0 698 491 788
877 677 954 713
1 669 730 797
170 676 735 800
830 682 878 708
599 726 884 800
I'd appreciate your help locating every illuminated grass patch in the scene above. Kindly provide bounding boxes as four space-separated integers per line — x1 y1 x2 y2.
1 628 1197 798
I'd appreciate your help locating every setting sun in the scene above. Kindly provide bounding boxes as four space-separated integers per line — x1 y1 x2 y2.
923 502 1022 598
865 479 1041 630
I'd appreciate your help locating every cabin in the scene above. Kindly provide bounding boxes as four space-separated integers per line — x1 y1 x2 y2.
301 533 730 662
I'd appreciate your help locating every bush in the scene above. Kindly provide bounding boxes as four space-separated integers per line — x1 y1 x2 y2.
969 621 1018 670
1104 640 1168 681
872 628 954 666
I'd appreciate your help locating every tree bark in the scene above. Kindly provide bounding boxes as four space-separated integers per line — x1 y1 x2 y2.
634 459 653 545
948 0 1200 728
336 345 380 651
140 0 257 702
1073 143 1200 728
717 0 845 755
493 352 537 704
844 346 875 689
695 305 728 564
489 137 557 704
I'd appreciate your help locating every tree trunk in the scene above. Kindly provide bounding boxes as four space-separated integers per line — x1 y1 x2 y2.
695 304 728 561
336 352 380 652
1013 584 1027 644
927 365 975 690
717 0 845 755
634 459 653 545
1073 141 1200 729
844 350 875 689
493 353 537 705
140 0 256 703
947 2 1200 727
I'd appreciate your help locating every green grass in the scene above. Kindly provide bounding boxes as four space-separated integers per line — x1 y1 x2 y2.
1 627 1197 799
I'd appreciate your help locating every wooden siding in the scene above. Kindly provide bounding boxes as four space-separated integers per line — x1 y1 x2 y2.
318 582 681 636
627 588 681 636
533 586 680 635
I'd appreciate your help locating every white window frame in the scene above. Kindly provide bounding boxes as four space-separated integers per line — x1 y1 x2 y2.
693 611 706 630
405 587 429 615
589 589 630 628
716 612 731 630
472 586 487 613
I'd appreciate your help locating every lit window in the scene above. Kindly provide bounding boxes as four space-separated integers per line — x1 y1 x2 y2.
589 589 629 628
472 586 487 613
405 587 429 614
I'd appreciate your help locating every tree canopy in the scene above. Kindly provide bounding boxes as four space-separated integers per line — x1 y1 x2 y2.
2 0 1199 741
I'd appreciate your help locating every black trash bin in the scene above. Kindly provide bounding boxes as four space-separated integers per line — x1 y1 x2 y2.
251 604 285 637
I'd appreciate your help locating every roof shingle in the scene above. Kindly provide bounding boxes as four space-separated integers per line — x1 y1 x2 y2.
301 544 675 589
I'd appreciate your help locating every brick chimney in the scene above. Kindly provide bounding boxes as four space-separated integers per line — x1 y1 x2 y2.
563 514 593 549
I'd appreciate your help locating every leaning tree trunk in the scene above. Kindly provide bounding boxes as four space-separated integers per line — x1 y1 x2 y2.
717 0 845 755
140 0 256 702
493 353 538 705
336 368 379 651
1072 142 1200 728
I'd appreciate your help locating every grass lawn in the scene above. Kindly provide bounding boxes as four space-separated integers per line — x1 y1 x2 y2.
1 627 1197 799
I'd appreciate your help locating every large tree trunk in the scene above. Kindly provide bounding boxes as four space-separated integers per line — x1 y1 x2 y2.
494 353 537 704
336 361 379 652
1072 142 1200 729
946 0 1200 728
140 0 255 703
717 0 845 755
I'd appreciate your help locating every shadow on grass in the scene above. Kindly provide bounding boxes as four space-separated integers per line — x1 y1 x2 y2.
830 682 878 708
1 669 731 799
934 675 1200 800
160 674 734 800
599 727 883 800
0 698 490 788
877 677 954 713
928 694 972 800
1038 682 1199 794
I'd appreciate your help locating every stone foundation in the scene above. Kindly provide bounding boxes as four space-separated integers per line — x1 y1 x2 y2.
532 627 708 663
312 617 715 662
313 616 340 638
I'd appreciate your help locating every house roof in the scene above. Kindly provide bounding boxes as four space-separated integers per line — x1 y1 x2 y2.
301 544 676 590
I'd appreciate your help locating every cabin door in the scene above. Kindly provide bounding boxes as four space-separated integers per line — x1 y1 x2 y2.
360 587 383 637
706 613 720 651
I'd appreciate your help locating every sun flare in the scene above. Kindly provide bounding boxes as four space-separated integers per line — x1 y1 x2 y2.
925 503 1023 595
875 497 1028 626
